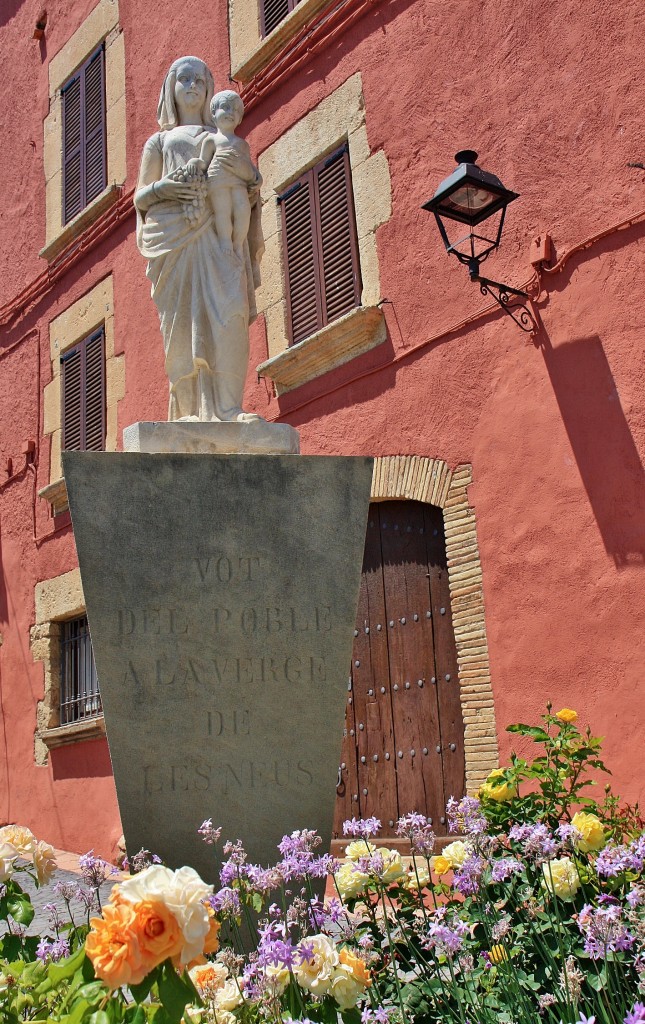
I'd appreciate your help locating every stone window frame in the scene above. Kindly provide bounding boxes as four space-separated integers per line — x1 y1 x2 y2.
42 0 126 261
40 275 125 515
370 456 499 794
229 0 332 84
31 569 106 766
255 73 391 394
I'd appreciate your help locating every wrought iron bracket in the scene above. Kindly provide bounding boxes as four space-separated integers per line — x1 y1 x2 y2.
468 260 537 333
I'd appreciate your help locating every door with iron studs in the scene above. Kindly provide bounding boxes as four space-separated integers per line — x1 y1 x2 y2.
333 500 465 838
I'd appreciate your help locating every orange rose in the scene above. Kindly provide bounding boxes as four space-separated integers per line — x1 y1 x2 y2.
203 908 221 955
86 903 147 989
132 899 183 968
555 708 578 723
338 948 371 987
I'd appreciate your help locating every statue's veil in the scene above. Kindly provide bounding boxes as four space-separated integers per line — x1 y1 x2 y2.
157 57 215 130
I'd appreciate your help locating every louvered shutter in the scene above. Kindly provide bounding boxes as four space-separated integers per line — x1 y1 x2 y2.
61 46 106 225
84 48 107 206
317 147 361 324
261 0 299 37
62 75 82 223
280 144 361 346
62 346 83 451
61 327 106 452
84 329 106 451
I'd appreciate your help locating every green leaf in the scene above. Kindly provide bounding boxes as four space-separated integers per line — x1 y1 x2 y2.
158 960 192 1024
0 934 22 960
49 945 86 983
88 1012 111 1024
129 967 158 1004
6 894 35 925
124 1007 148 1024
251 891 263 913
340 1009 362 1024
507 724 549 741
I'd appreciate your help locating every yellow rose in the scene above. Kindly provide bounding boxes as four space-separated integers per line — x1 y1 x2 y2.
294 933 339 996
571 812 606 853
430 855 452 877
380 849 404 884
556 708 578 723
189 962 227 999
330 965 368 1009
33 840 57 886
542 857 581 901
479 768 517 803
489 944 507 964
442 841 469 869
338 948 371 987
213 978 244 1012
345 840 376 861
335 861 369 899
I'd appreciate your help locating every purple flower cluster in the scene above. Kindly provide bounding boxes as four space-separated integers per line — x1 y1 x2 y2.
596 835 645 878
361 1008 397 1024
78 850 115 889
577 901 635 959
343 817 381 839
36 937 70 963
508 823 558 863
446 796 487 837
129 848 163 874
396 812 436 854
220 839 249 887
490 857 523 883
198 818 222 845
423 910 469 957
276 829 335 881
453 855 485 897
207 887 241 916
624 1004 645 1024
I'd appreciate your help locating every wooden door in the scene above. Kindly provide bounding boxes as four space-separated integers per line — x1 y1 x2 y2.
334 501 465 837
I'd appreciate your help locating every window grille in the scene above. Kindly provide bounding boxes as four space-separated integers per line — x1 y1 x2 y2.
61 326 106 452
62 45 107 224
279 144 361 346
60 616 101 725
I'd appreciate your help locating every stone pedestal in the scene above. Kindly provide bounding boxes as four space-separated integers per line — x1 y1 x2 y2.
123 420 300 455
63 453 372 883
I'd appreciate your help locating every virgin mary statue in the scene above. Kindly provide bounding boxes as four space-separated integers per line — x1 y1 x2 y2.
134 57 264 422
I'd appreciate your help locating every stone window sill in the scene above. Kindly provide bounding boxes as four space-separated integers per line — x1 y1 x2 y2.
40 716 105 750
232 0 331 82
256 304 386 395
39 477 69 516
40 184 120 263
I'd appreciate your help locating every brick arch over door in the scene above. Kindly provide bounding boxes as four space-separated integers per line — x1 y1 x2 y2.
333 457 498 836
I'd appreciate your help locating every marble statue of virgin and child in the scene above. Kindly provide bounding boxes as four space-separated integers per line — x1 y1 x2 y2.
135 56 264 422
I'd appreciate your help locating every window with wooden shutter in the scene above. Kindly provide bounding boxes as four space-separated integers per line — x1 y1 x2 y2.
260 0 301 37
279 145 361 346
62 45 107 224
61 327 106 452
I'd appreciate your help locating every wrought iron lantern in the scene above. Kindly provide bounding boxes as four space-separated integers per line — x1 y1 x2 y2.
422 150 536 332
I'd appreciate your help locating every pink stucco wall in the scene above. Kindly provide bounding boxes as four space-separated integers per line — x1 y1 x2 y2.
0 0 643 858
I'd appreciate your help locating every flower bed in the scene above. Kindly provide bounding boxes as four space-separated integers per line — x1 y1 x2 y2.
0 707 643 1023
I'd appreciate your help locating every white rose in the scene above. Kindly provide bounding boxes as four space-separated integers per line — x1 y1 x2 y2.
265 963 290 995
335 861 369 899
33 840 57 885
442 841 469 869
0 842 19 883
329 965 365 1010
345 840 376 861
214 978 244 1012
294 934 339 996
0 826 35 857
117 864 213 964
406 862 430 889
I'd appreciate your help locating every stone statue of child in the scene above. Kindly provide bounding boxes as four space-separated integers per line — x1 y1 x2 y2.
184 90 262 259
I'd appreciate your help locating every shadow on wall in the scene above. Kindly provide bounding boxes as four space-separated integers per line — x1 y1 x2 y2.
50 738 114 781
540 332 645 569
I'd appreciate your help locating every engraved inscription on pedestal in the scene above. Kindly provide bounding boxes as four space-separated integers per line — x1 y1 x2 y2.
63 454 372 880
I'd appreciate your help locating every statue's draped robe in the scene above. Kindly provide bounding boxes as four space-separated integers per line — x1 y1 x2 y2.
136 126 263 420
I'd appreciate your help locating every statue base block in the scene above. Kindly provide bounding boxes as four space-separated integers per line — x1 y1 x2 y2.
123 420 300 455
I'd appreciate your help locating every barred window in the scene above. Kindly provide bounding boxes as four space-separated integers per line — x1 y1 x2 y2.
60 616 101 725
278 144 361 346
62 45 107 224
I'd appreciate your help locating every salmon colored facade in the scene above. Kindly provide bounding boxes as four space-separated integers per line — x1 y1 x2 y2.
0 0 643 859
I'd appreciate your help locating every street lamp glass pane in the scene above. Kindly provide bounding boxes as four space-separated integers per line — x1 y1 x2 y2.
444 185 497 214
